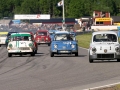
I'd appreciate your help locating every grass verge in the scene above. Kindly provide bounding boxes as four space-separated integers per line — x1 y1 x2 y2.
76 32 92 49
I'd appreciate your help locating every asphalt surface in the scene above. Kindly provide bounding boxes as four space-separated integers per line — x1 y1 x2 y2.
0 45 120 90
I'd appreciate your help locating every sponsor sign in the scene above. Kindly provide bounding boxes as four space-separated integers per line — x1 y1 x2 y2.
95 18 112 21
14 14 50 19
12 19 21 24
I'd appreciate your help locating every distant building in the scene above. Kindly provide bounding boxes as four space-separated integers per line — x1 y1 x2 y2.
93 10 112 25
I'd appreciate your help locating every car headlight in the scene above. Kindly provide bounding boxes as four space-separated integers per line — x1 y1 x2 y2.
46 38 48 40
54 44 57 48
92 47 96 52
71 44 75 48
9 44 13 48
115 47 119 52
29 43 33 47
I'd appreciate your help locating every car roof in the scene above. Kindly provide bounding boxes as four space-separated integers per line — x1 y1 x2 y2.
11 33 31 37
37 30 48 32
92 31 117 35
55 31 69 34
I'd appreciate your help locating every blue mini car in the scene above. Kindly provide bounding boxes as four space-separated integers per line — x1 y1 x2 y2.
50 31 78 57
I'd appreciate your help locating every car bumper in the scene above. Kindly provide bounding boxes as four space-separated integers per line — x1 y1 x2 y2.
51 50 78 54
8 50 33 53
89 53 120 60
36 41 51 44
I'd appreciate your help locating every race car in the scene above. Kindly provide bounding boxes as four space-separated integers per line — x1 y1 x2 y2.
0 32 8 47
50 31 78 57
89 31 120 63
35 30 51 46
7 32 36 57
19 31 38 54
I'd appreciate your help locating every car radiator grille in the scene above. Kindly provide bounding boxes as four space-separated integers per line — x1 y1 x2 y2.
11 47 30 50
97 54 114 59
41 37 44 41
19 47 30 50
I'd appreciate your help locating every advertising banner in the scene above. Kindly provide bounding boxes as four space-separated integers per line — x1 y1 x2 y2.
95 18 112 21
14 14 50 20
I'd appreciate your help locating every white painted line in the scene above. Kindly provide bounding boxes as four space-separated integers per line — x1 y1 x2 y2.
79 47 88 51
83 82 120 90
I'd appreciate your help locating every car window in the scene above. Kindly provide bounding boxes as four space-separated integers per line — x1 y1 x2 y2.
54 34 74 41
93 34 117 42
11 36 31 41
38 32 47 36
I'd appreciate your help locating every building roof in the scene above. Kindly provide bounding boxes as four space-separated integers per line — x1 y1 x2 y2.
111 16 120 22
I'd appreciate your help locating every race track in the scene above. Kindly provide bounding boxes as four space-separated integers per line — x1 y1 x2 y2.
0 45 120 90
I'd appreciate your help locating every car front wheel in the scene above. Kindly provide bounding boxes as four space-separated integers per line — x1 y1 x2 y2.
89 54 93 63
117 59 120 62
31 52 35 56
8 53 12 57
50 52 54 57
75 52 78 56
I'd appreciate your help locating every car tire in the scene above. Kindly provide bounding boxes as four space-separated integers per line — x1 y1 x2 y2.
48 43 50 46
117 59 120 62
75 52 78 56
31 53 35 56
89 54 93 63
35 50 37 54
50 52 54 57
8 53 12 57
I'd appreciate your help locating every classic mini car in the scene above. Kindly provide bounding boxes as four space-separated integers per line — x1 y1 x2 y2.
7 33 36 57
20 31 38 54
89 31 120 63
50 31 78 57
0 32 8 46
35 30 51 46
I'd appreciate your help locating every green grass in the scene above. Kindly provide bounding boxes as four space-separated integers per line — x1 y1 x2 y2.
76 33 92 49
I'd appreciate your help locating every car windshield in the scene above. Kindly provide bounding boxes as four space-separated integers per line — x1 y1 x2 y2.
93 34 117 42
11 36 31 41
54 34 75 41
38 32 47 36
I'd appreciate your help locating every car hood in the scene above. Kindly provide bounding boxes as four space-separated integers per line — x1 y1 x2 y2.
90 42 119 49
52 41 77 45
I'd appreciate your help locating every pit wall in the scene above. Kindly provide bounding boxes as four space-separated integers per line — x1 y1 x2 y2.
91 26 118 31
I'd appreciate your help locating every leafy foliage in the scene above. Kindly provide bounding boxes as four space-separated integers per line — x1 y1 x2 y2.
0 0 120 19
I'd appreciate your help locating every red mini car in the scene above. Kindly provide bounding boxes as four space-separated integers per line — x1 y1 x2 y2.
35 30 51 46
29 32 38 53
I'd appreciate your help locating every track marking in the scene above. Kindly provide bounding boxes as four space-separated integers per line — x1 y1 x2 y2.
83 82 120 90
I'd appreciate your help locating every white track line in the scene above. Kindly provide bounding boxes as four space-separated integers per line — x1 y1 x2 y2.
79 47 88 51
83 82 120 90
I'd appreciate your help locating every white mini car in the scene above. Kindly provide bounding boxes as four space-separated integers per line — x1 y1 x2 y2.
7 33 36 57
89 31 120 63
0 32 8 46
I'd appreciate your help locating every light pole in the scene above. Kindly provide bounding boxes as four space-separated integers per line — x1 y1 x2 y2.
62 0 65 30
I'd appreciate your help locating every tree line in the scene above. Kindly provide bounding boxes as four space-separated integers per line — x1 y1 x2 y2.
0 0 120 19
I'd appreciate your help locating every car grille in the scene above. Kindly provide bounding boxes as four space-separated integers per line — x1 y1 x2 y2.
97 54 114 59
41 37 44 41
19 47 30 50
